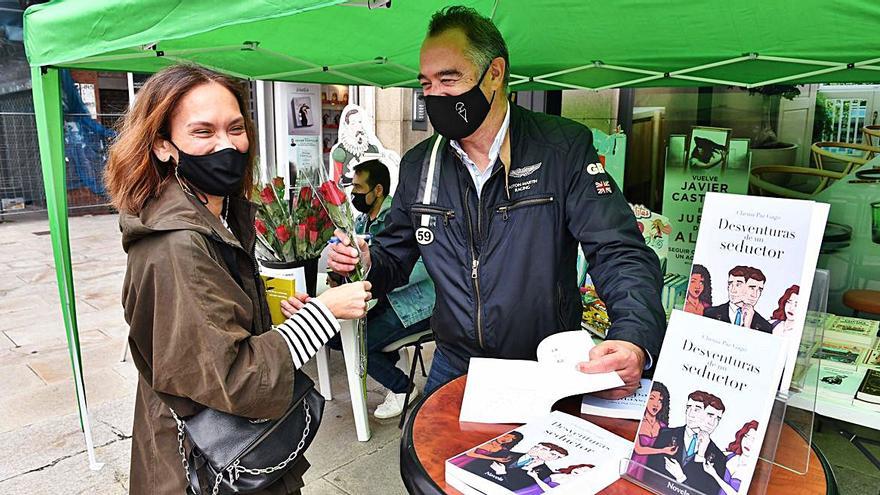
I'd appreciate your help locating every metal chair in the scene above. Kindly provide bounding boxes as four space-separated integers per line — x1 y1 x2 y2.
379 328 434 428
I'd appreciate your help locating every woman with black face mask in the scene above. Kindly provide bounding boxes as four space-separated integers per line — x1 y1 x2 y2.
104 64 372 495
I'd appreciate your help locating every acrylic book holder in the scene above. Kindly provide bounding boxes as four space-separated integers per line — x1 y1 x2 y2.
619 269 828 494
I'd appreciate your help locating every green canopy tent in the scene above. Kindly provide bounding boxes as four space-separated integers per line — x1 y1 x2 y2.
23 0 880 467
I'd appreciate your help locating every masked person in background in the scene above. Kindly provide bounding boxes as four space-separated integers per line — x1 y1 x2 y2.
105 64 371 494
285 159 435 419
329 6 665 398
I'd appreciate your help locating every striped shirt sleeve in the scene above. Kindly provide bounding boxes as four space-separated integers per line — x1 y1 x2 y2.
274 299 341 370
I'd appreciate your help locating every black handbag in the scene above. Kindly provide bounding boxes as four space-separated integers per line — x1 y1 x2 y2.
171 370 324 495
169 233 325 494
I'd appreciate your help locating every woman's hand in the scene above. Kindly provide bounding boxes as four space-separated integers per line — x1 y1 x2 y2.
316 281 372 320
661 444 679 456
280 293 310 318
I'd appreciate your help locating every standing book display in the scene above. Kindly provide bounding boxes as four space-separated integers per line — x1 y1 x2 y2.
624 191 830 495
623 311 794 495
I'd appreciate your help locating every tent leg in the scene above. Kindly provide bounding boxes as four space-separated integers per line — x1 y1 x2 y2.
31 66 104 472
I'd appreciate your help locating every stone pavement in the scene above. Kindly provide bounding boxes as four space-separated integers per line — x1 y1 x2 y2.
0 213 426 494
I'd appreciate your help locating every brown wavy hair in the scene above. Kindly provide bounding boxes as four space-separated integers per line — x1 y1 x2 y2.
104 64 256 214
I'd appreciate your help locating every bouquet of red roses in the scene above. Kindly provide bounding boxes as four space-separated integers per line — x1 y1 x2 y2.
308 167 370 384
252 176 334 262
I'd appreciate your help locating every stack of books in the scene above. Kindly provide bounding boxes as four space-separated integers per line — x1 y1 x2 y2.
811 315 878 371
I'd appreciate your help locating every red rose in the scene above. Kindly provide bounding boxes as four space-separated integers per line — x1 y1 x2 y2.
254 219 268 236
312 197 322 208
298 224 307 240
306 216 318 231
260 186 275 204
319 181 346 206
299 186 312 202
272 176 285 189
275 224 290 243
309 230 318 244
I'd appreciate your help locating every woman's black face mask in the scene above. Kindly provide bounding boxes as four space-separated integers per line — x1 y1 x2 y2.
424 64 496 140
171 142 248 196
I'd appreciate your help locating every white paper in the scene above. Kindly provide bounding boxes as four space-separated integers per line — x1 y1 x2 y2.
581 378 651 419
460 332 623 424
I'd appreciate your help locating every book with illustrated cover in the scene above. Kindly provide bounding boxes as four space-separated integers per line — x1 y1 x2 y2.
823 315 879 346
683 192 828 390
446 411 632 495
626 310 787 495
581 378 650 420
853 369 880 410
812 340 869 370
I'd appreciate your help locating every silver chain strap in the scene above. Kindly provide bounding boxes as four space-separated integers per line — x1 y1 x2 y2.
172 402 312 495
170 408 192 486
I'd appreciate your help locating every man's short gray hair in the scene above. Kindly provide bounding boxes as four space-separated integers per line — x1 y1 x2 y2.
427 6 510 88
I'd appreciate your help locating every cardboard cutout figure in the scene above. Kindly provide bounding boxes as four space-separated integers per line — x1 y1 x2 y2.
329 104 400 194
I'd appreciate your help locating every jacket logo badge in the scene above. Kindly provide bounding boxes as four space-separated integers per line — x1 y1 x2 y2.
456 102 468 123
595 180 612 195
586 162 606 175
509 162 542 178
415 227 434 245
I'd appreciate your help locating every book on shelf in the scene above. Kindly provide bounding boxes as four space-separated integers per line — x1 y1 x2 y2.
626 310 787 495
445 411 632 495
853 369 880 412
812 340 869 370
802 363 867 401
683 192 828 390
863 348 880 370
580 378 650 420
822 315 879 346
459 331 623 424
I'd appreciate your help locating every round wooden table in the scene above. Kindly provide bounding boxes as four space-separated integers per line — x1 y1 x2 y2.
400 376 837 495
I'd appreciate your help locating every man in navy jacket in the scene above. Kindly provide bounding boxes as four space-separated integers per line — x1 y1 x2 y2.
330 6 665 398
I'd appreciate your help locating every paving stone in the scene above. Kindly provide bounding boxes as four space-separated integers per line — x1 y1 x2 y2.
321 435 407 495
0 363 45 391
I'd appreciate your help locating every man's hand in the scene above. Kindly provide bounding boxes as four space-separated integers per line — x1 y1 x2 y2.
327 229 371 277
741 304 755 328
577 340 646 399
280 292 310 318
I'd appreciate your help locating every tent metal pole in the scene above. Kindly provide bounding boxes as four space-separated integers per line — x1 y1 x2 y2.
747 65 850 88
70 44 246 64
256 58 385 81
596 63 662 76
326 68 381 87
670 55 752 76
164 55 252 80
535 63 597 80
384 60 419 74
594 74 665 91
672 74 747 87
30 66 103 472
756 55 840 67
532 78 596 91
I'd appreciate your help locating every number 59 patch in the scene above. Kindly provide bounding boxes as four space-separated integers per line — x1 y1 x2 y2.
415 227 434 245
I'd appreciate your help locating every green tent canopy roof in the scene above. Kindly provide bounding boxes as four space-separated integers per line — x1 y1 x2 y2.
24 0 880 90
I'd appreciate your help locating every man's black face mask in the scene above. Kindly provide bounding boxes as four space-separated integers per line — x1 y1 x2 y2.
424 64 496 140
